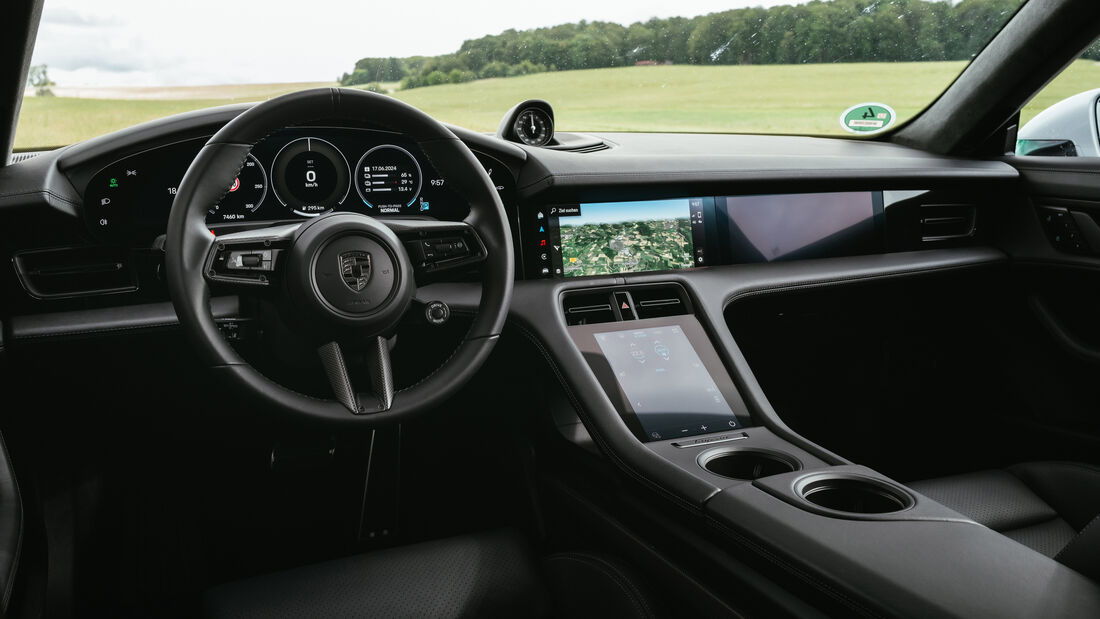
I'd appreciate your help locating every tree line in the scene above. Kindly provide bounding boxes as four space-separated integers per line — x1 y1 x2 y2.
339 0 1096 90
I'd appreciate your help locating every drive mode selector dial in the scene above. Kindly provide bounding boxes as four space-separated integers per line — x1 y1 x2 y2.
271 137 351 217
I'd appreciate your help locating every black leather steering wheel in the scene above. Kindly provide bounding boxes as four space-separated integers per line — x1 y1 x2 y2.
165 88 513 424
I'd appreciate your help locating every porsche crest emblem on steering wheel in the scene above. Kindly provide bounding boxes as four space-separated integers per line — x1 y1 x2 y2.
339 251 372 292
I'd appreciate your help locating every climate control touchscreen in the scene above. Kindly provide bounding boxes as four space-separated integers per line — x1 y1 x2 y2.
594 324 740 441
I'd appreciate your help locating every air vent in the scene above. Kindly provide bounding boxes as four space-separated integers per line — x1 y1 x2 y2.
544 133 611 153
14 246 138 299
920 204 976 241
563 142 611 153
10 151 43 164
562 283 691 325
632 284 692 319
562 290 616 325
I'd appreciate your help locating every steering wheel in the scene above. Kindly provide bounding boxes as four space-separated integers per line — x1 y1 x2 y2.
165 88 513 424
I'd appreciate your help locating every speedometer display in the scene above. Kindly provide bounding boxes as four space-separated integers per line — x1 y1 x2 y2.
271 137 350 217
355 145 423 214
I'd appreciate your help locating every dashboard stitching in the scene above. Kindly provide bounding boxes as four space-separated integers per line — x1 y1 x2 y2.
0 189 81 208
13 321 183 340
516 167 1015 191
1016 166 1100 175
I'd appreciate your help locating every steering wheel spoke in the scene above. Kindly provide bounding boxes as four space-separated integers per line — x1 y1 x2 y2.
318 336 394 415
204 223 302 290
383 219 487 281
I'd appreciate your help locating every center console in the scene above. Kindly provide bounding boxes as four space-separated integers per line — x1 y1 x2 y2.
541 271 1100 618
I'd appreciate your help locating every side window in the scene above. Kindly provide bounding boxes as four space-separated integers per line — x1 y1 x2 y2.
1017 38 1100 156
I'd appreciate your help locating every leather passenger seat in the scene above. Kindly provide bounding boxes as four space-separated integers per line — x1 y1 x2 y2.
203 528 656 618
909 461 1100 581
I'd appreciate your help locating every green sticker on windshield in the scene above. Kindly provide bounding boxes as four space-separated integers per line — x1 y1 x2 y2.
840 103 896 134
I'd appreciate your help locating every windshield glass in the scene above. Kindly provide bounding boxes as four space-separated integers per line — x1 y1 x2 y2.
16 0 1026 149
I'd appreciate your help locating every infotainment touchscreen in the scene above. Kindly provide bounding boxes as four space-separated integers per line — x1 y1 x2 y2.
593 324 740 440
533 197 714 278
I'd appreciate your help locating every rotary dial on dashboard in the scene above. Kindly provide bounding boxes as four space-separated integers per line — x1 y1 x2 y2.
355 145 424 214
209 154 268 222
271 137 350 217
513 108 553 147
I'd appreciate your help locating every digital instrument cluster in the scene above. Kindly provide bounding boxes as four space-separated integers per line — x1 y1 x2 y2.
83 127 512 245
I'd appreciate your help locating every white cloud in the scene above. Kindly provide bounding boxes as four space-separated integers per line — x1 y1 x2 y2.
30 0 800 86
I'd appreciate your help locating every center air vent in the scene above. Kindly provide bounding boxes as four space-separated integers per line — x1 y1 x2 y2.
544 133 611 153
562 283 691 325
557 142 610 153
920 204 976 241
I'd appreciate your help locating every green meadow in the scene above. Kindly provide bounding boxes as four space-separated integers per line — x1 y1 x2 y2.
14 60 1100 149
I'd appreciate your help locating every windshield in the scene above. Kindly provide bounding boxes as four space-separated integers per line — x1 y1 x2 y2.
16 0 1026 149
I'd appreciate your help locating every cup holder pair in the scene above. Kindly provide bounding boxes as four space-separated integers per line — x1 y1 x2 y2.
699 448 914 516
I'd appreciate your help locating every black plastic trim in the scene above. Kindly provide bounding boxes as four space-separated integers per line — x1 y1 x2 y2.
8 296 240 341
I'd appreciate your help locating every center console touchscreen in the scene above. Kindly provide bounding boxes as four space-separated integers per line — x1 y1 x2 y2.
571 315 752 442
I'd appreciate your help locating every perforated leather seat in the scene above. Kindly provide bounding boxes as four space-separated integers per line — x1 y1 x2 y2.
203 528 656 619
909 461 1100 580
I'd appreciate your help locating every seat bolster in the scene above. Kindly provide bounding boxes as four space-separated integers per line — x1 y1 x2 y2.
1009 462 1100 531
907 470 1057 530
544 552 657 619
1056 514 1100 582
204 529 549 619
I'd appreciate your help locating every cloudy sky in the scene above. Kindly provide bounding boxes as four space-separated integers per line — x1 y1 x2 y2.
30 0 798 87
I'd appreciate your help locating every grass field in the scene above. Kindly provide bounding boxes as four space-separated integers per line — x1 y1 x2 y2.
13 60 1100 149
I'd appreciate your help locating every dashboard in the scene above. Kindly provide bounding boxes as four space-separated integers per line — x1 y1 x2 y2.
81 126 516 246
0 102 1010 316
5 86 1095 619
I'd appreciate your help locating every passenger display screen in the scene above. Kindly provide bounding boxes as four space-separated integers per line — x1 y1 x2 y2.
594 324 740 441
721 192 880 263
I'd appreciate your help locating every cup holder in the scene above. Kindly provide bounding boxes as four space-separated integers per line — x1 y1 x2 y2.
795 474 914 515
699 448 801 481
